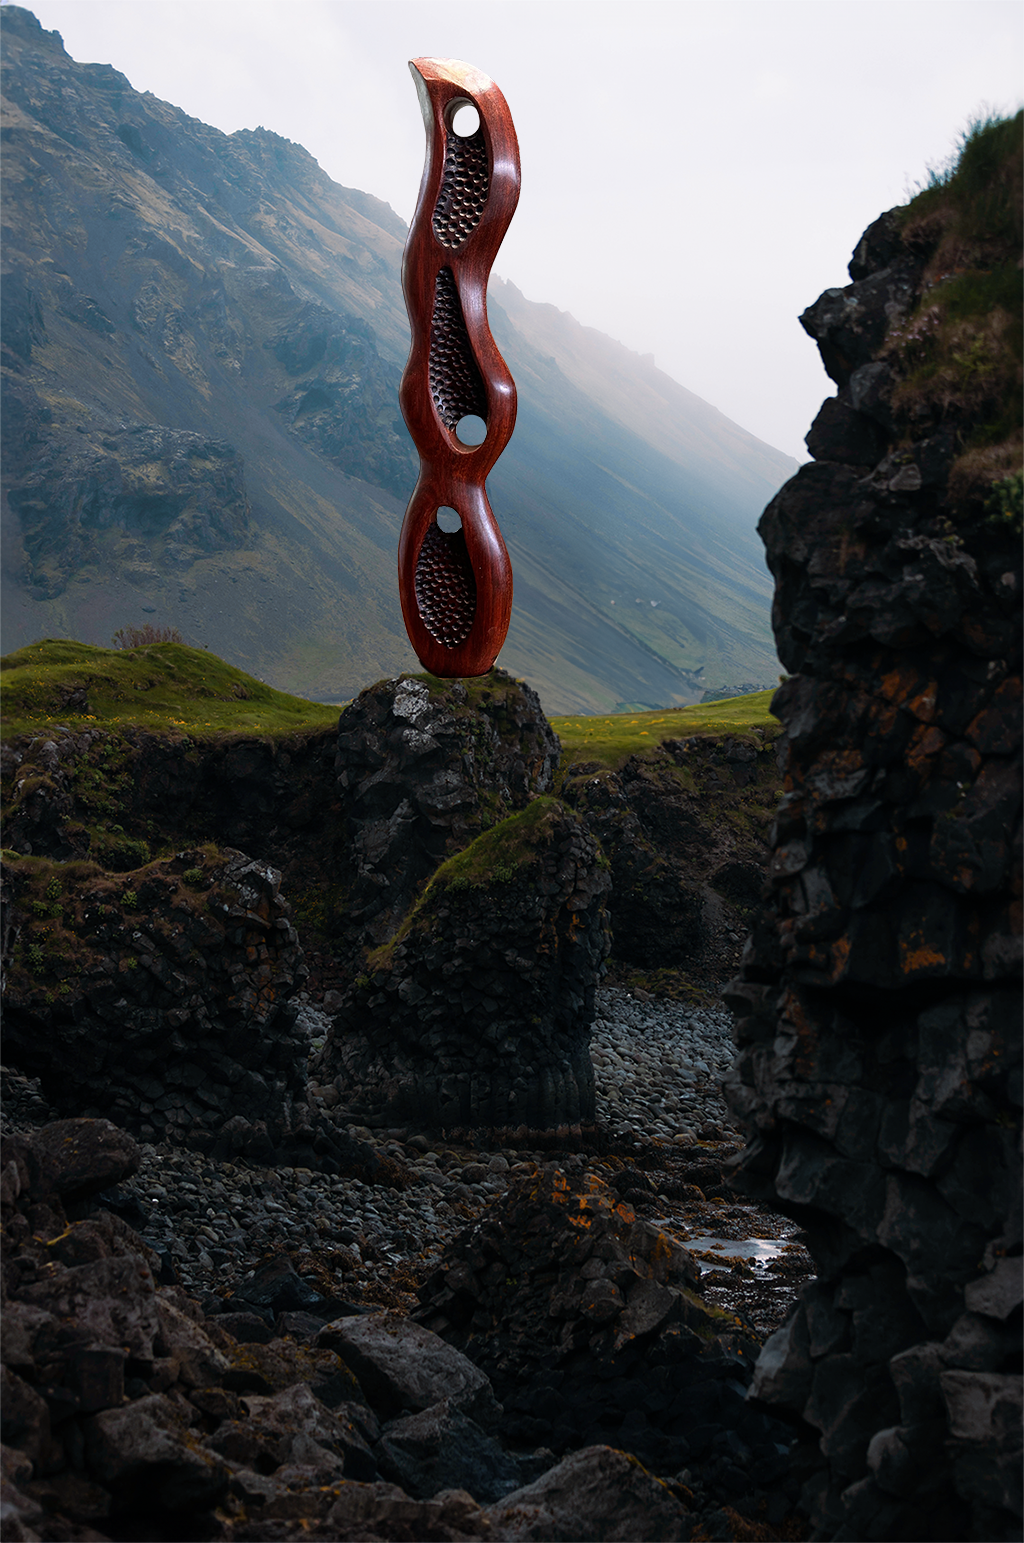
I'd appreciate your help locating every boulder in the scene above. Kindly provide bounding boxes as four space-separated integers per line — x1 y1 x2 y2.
376 1398 523 1502
486 1445 692 1542
1 849 314 1159
83 1393 230 1511
207 1382 376 1482
1 1120 139 1205
315 1312 500 1426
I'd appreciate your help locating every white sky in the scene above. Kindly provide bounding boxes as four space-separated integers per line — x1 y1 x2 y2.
12 0 1024 460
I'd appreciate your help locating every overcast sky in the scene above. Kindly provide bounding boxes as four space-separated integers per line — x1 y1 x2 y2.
13 0 1024 460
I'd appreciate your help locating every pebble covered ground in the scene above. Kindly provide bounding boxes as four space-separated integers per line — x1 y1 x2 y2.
591 989 740 1144
1 987 812 1333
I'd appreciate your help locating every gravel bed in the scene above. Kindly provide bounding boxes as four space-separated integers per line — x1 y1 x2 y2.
591 987 740 1144
2 987 748 1303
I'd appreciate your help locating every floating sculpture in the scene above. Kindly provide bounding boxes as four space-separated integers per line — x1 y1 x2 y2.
398 58 520 677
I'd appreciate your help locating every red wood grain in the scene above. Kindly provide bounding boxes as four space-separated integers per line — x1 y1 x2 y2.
398 58 521 677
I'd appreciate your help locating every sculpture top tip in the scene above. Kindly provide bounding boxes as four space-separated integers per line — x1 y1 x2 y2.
409 57 495 96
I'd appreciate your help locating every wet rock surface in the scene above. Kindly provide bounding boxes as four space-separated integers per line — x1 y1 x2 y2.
725 205 1022 1540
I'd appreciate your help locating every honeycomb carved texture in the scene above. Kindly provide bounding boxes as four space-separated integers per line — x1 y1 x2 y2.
432 129 489 249
415 520 477 646
429 267 488 432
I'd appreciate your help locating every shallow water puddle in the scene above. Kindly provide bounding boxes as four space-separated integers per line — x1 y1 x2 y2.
687 1233 796 1267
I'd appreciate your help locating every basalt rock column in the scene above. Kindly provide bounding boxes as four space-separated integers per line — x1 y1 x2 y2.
724 200 1022 1541
312 798 610 1134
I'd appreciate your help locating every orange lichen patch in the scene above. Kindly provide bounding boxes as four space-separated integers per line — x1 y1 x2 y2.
906 681 940 722
879 662 922 703
825 935 851 984
905 723 947 776
898 932 947 974
965 676 1023 753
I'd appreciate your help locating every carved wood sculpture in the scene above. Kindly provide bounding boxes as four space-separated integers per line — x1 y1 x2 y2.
398 58 520 677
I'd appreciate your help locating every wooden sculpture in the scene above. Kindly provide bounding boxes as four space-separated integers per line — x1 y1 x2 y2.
398 58 520 677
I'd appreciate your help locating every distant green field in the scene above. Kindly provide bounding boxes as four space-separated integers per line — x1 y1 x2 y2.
0 639 341 742
550 690 778 769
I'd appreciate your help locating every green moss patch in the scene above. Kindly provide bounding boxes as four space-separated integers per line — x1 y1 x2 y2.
366 797 566 972
431 796 562 891
1 638 341 743
2 846 234 1005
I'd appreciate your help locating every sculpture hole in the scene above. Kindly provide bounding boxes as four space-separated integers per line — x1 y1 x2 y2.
454 413 487 447
436 507 463 533
451 103 480 138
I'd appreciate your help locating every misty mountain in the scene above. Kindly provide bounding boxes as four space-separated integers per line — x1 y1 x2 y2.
0 6 796 711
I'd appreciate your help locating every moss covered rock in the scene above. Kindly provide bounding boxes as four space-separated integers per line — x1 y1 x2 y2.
312 799 610 1134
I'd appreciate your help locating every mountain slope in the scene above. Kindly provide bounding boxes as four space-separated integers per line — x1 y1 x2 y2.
0 6 796 711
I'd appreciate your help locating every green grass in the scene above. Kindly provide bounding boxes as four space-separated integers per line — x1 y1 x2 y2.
549 689 777 770
0 638 342 743
890 110 1022 507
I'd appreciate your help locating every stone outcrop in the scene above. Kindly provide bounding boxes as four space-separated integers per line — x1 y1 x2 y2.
414 1167 799 1520
312 797 610 1133
332 671 561 952
562 729 781 986
268 302 415 498
725 202 1022 1540
1 846 312 1158
6 423 251 599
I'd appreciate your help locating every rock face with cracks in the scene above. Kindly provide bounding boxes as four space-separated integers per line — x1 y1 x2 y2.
332 669 561 954
724 201 1022 1541
313 796 611 1133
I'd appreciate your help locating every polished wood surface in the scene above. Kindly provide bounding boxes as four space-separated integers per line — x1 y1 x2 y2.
398 58 520 677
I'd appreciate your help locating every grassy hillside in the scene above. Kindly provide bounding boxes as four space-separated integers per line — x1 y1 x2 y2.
1 638 777 755
0 638 341 742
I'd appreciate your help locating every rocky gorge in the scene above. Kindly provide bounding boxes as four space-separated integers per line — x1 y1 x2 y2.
2 659 806 1538
1 108 1021 1543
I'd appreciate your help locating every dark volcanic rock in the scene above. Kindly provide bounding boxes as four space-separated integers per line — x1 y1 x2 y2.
332 670 561 952
1 845 310 1156
725 202 1023 1541
313 797 610 1133
561 730 781 985
415 1169 794 1485
4 1118 140 1204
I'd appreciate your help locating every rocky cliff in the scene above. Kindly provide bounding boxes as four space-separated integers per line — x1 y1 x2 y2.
0 3 793 712
724 115 1022 1542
